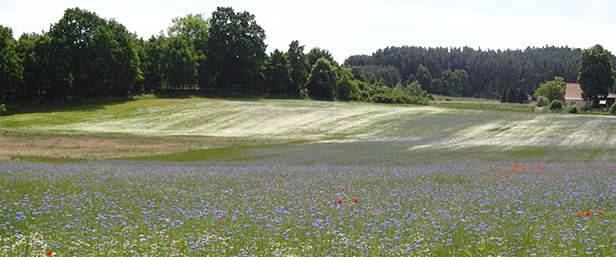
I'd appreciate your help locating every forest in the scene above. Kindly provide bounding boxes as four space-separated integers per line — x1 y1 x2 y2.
0 7 429 114
345 46 616 98
1 6 616 114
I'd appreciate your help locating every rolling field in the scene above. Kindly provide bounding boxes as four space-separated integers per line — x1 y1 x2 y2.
2 97 616 163
1 98 616 256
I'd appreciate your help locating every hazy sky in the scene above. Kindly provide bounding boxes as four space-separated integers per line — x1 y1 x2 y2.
2 0 615 63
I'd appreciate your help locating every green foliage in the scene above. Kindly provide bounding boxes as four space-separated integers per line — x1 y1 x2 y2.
0 102 5 115
608 102 616 115
167 13 209 89
143 35 166 91
167 13 209 41
164 35 198 89
351 67 366 82
415 64 432 93
286 40 310 96
48 8 142 99
306 58 337 100
307 47 337 67
404 81 428 98
549 99 564 110
578 44 615 108
356 65 402 88
344 46 612 98
0 25 23 103
536 96 550 107
264 49 293 95
206 7 266 92
534 76 566 102
334 75 358 101
568 104 578 114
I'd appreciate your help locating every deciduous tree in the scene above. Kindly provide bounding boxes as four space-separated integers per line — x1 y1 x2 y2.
206 7 266 92
306 58 336 100
286 40 309 96
533 76 566 102
0 26 23 103
264 49 292 95
578 44 615 107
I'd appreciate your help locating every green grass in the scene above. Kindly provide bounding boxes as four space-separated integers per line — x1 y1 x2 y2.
3 96 616 256
430 101 536 112
2 97 616 163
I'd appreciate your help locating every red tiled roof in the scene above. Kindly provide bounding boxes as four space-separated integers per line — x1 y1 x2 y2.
565 83 583 100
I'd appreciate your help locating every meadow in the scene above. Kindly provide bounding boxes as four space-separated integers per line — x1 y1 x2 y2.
1 97 616 256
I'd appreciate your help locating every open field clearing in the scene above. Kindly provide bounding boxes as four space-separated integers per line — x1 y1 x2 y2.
1 161 616 256
2 98 616 162
2 98 616 255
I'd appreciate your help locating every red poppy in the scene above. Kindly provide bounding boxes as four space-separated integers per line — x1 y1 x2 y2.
577 212 582 215
175 248 180 252
341 188 345 191
46 252 52 256
221 220 225 224
599 211 604 214
353 199 358 203
180 193 183 196
338 200 343 204
334 202 337 205
585 211 591 216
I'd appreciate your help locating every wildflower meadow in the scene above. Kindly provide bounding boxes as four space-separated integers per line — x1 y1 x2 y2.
1 160 615 256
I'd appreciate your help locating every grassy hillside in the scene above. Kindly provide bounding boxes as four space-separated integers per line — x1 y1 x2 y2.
2 97 616 163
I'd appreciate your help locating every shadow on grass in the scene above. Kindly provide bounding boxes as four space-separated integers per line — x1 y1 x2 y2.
3 97 136 116
2 89 306 116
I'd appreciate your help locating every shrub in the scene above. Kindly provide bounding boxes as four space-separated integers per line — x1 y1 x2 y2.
549 100 564 110
609 102 616 115
0 104 5 115
536 96 550 107
445 98 451 101
568 104 578 114
427 94 435 101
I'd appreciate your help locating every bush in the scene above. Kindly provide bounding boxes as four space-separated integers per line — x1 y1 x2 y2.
568 104 578 114
549 100 564 110
536 96 550 107
609 102 616 115
0 103 5 115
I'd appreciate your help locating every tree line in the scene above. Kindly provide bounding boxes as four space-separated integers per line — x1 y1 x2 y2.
0 7 429 113
344 45 616 98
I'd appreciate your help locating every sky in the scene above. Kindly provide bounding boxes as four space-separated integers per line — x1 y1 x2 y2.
2 0 615 63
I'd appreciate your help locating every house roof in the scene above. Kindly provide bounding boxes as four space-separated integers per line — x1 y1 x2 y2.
565 83 583 101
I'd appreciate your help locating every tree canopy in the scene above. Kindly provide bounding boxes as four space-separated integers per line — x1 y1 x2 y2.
205 7 266 92
533 76 566 103
0 26 23 103
578 44 615 107
2 5 614 113
344 45 616 98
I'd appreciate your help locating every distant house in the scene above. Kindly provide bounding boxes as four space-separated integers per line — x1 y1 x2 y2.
565 83 615 108
565 83 586 108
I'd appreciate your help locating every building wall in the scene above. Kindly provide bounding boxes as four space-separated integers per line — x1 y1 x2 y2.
565 99 587 108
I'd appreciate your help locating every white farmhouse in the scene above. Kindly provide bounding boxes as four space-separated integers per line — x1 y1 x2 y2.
564 83 586 108
565 82 615 108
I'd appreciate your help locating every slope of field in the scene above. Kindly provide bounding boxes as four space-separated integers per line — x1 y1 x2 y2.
2 98 616 163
